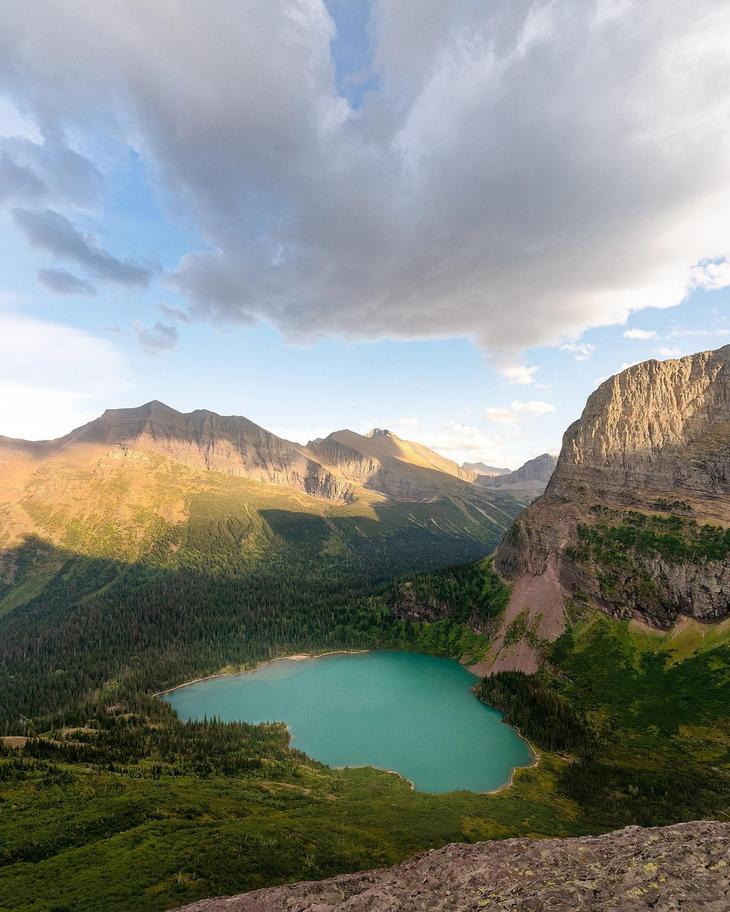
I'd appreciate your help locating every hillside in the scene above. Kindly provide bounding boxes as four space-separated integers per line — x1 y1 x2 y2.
174 821 730 912
0 402 525 727
486 345 730 673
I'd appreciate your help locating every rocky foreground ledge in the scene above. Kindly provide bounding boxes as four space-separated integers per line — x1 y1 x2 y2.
175 821 729 912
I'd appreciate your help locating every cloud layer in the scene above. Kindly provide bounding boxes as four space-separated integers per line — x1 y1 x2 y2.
12 208 152 286
1 0 730 369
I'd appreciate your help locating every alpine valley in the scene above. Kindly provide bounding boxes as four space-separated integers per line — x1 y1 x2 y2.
1 348 730 912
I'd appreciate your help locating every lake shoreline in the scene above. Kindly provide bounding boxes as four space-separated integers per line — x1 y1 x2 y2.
157 649 535 795
152 648 371 697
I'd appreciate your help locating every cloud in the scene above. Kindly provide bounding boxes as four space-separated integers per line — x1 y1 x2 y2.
560 342 596 361
484 399 555 422
0 132 102 207
657 346 680 358
132 320 178 353
422 421 501 453
0 152 46 203
1 1 730 359
392 416 419 429
624 328 657 340
11 208 153 286
689 257 730 292
509 400 556 414
500 364 539 386
159 304 195 323
0 313 127 439
38 267 96 295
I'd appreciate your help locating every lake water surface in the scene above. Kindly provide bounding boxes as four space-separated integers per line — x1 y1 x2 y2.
164 651 532 793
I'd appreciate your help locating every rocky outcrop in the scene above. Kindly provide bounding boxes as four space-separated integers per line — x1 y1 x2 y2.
173 821 730 912
491 346 730 662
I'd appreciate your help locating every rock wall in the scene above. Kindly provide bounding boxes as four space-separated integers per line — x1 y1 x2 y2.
488 346 730 668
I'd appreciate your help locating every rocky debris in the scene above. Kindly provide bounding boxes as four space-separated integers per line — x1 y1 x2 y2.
173 821 730 912
489 346 730 667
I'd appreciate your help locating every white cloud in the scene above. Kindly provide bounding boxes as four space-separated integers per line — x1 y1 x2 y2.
0 313 127 438
500 364 539 386
689 257 730 291
509 400 556 414
657 346 680 358
624 328 657 340
1 1 728 360
483 407 517 424
484 399 555 423
392 416 420 429
560 342 596 361
422 421 501 453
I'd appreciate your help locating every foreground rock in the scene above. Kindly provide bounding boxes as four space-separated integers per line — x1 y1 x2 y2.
174 821 729 912
484 345 730 673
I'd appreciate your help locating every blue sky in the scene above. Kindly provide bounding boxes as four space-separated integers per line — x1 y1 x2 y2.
1 1 729 468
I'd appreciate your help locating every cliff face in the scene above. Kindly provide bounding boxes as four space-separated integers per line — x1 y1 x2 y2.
173 821 730 912
491 346 730 659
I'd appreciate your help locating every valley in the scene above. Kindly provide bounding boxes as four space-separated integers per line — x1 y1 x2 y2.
1 348 729 912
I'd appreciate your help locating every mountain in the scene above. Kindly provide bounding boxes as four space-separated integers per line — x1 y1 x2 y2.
484 345 730 673
0 401 527 725
174 821 730 912
475 452 558 499
462 460 511 477
308 427 479 498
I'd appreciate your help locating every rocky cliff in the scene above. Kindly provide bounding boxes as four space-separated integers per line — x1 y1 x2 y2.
174 821 730 912
487 346 730 673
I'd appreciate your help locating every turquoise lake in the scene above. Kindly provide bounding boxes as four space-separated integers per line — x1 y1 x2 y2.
164 651 533 793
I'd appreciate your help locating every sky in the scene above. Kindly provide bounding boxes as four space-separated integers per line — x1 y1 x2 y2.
0 0 729 469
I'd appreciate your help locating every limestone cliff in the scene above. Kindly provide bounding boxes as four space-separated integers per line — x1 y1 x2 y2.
488 346 730 672
173 821 730 912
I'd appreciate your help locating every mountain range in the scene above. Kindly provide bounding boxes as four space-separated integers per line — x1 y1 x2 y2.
0 401 553 586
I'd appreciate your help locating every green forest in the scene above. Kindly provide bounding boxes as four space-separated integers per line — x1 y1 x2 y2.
1 495 729 912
